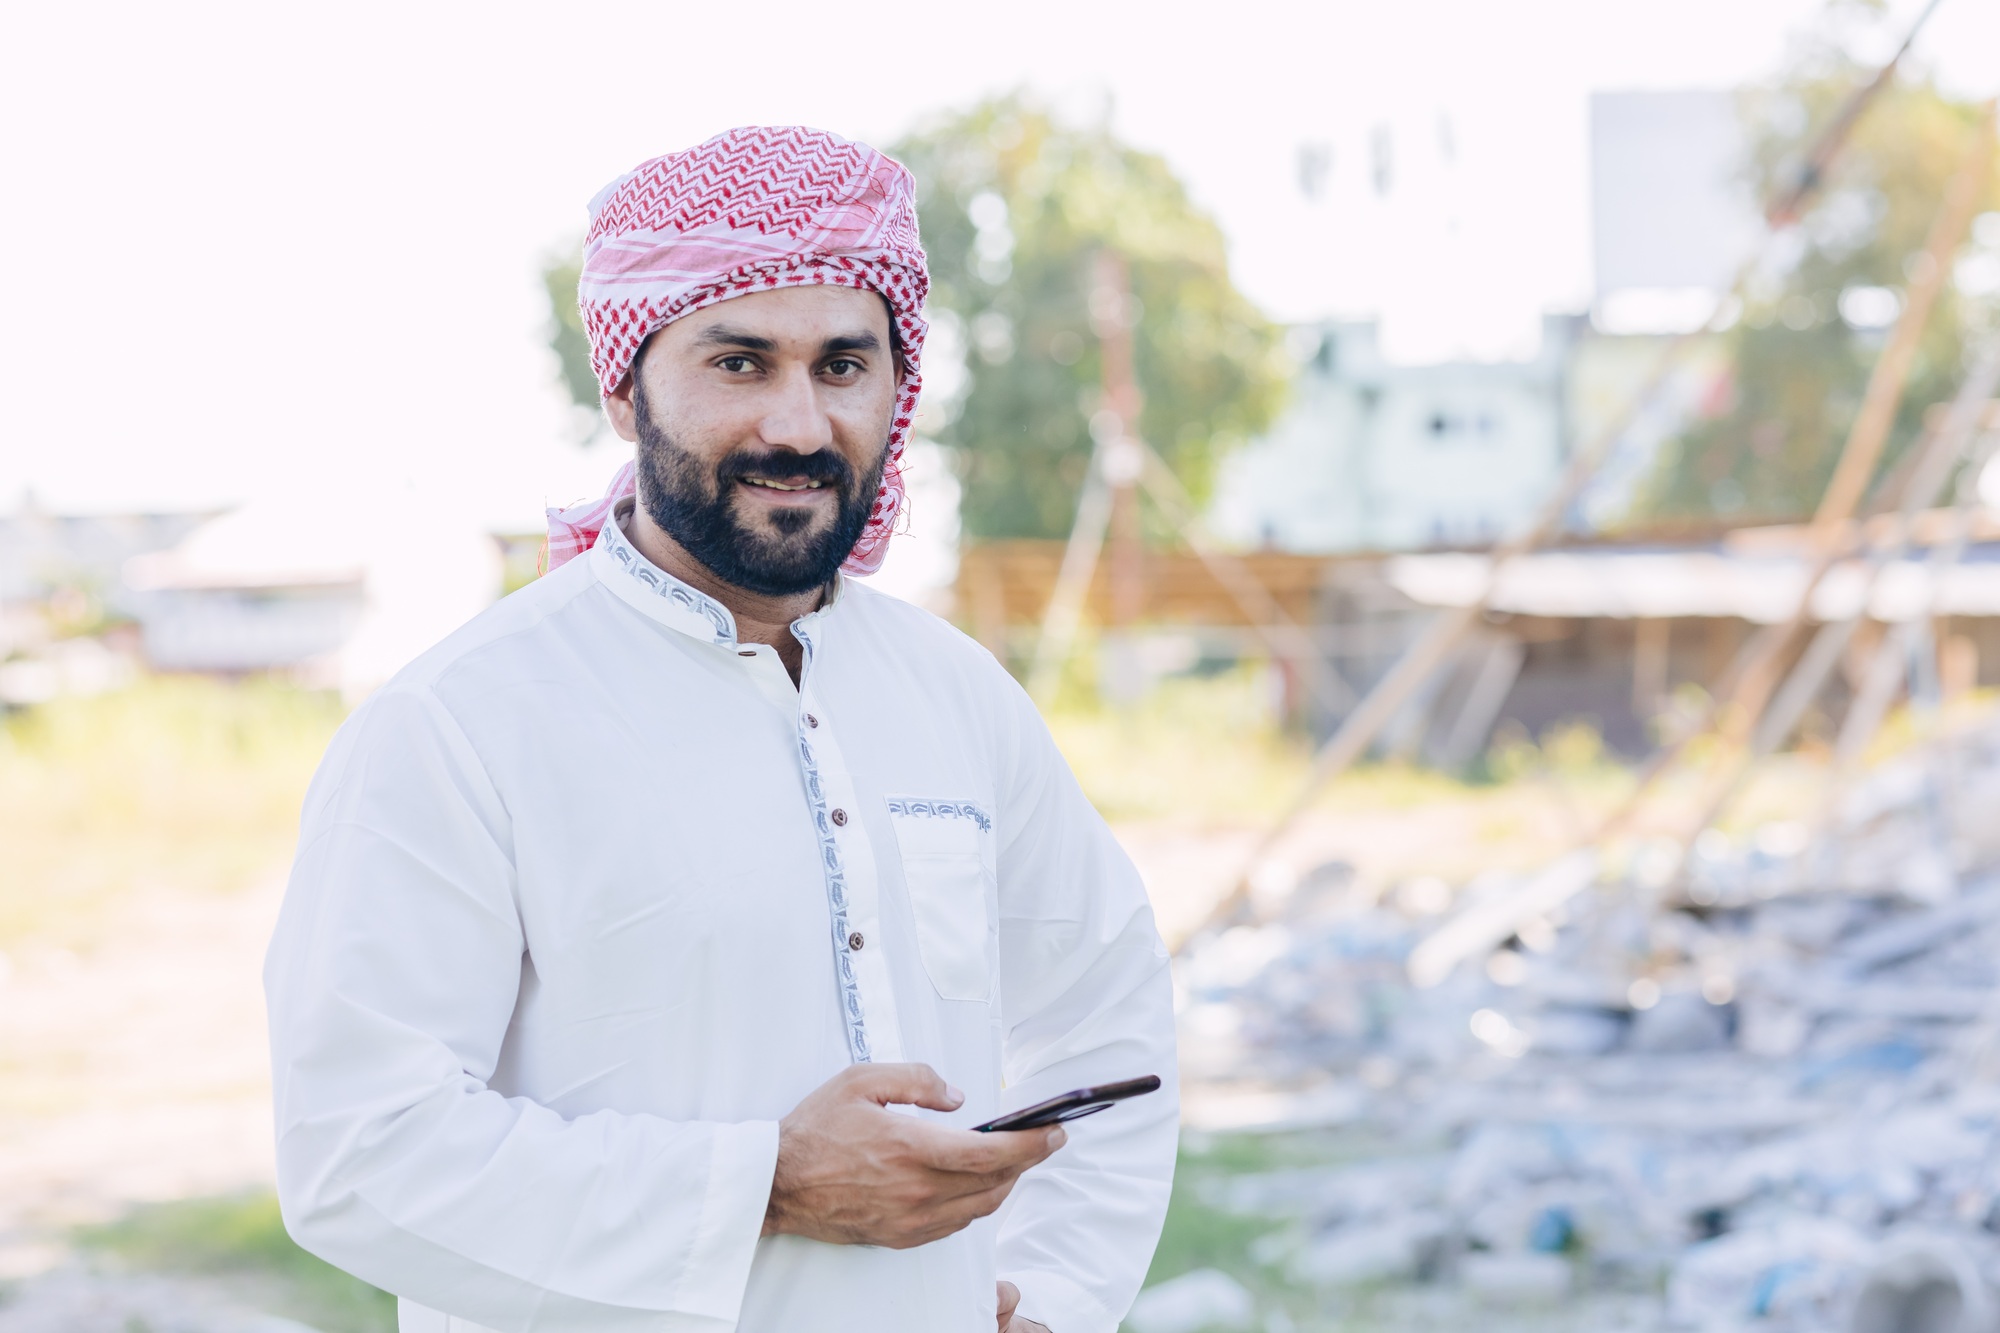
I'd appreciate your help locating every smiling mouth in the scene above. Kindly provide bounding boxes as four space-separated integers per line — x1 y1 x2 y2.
740 477 831 494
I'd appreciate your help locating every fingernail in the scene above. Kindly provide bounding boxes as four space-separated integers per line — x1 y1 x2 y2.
1048 1126 1067 1149
945 1084 964 1106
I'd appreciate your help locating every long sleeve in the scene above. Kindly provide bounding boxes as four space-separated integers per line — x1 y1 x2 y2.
991 683 1179 1333
263 685 777 1333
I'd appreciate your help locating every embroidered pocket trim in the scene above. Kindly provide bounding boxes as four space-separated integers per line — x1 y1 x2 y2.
886 796 995 1003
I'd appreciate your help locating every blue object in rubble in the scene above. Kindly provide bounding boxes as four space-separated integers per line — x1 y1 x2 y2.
1529 1205 1575 1253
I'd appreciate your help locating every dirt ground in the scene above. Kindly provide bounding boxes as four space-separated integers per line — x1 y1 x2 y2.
0 877 284 1277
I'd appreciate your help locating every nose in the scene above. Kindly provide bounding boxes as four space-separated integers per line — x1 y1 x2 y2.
757 362 835 457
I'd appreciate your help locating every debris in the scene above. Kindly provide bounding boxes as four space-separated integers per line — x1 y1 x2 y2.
1849 1232 1997 1333
1288 1212 1447 1287
1667 1218 1872 1329
1460 1251 1573 1302
1406 852 1599 989
1176 711 2000 1330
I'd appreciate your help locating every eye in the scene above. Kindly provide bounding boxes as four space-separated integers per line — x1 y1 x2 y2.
823 357 863 378
716 355 758 374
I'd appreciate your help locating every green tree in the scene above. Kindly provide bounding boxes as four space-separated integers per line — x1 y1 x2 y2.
892 96 1288 540
543 247 597 414
1636 16 2000 522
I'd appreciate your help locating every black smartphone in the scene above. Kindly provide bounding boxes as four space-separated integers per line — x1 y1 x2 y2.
971 1075 1162 1132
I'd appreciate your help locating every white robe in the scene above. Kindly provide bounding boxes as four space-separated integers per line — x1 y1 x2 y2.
263 511 1178 1333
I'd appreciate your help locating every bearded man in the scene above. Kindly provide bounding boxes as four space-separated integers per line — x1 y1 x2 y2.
264 127 1177 1333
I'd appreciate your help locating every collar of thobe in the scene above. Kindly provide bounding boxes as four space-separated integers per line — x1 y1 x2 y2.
588 500 845 646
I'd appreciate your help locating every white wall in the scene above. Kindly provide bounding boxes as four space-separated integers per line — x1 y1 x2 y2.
1209 319 1573 553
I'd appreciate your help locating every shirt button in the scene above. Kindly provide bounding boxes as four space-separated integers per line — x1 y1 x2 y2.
737 649 757 658
805 713 820 728
848 932 865 951
831 808 848 827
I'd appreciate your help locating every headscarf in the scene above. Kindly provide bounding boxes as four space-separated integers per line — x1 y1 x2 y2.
545 125 929 576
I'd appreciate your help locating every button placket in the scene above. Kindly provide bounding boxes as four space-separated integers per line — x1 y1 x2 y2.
792 647 904 1066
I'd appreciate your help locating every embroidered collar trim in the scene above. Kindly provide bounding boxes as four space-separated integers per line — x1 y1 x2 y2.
588 504 847 645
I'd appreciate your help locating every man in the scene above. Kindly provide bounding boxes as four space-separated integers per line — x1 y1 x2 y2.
264 126 1178 1333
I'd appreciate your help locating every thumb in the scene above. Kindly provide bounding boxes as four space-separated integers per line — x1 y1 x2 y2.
844 1061 964 1112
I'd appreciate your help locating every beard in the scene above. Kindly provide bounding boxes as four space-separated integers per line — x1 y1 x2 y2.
632 381 888 598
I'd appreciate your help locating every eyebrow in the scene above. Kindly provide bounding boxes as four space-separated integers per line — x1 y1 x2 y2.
690 325 883 356
821 331 882 355
692 325 778 352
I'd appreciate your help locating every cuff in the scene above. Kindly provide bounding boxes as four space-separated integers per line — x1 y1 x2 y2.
679 1120 780 1321
1010 1268 1118 1333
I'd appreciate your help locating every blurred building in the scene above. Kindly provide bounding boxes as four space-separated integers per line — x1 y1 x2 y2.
1208 315 1585 553
1589 89 1757 336
1209 89 1751 558
0 502 215 637
0 493 503 702
123 506 370 680
124 498 502 698
0 502 215 703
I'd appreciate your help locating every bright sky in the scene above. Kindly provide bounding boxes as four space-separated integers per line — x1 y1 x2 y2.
4 0 1995 530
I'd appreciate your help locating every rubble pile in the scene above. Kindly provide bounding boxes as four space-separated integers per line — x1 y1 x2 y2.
1175 718 2000 1331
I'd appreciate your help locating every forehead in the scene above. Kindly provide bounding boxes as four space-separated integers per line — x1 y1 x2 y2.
661 284 890 347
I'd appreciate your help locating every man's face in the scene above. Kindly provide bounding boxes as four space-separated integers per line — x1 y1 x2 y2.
606 285 898 598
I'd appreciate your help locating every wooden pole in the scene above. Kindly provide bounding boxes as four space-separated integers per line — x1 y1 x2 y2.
1136 442 1357 715
1190 14 1951 942
1026 448 1113 704
1661 105 1995 854
1096 252 1146 634
1027 249 1146 703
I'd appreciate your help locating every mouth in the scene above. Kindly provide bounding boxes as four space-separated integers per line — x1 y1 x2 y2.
738 477 832 495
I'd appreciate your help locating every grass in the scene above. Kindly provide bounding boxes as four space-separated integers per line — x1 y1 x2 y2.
1145 1134 1295 1287
1045 668 1318 823
1135 1130 1413 1333
77 1192 395 1333
0 676 345 947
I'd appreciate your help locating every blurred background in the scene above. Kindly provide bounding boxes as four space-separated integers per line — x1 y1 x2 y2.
6 1 2000 1329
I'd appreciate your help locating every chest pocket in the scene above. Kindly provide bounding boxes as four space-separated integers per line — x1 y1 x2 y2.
886 798 996 1003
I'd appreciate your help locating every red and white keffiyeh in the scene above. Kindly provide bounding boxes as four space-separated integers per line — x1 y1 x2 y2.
545 125 929 577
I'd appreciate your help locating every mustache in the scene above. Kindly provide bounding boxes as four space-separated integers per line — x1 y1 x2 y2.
715 449 855 489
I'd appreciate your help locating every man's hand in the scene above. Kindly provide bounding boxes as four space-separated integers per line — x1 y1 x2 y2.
763 1063 1064 1250
995 1279 1052 1332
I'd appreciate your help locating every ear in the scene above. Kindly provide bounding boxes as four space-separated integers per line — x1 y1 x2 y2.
603 372 640 443
603 336 652 443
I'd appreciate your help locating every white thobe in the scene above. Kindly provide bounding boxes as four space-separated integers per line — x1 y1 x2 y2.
263 509 1178 1333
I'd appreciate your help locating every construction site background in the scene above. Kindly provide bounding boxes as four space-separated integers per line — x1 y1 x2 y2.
9 3 2000 1333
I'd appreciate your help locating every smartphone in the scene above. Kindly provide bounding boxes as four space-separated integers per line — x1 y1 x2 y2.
971 1075 1162 1132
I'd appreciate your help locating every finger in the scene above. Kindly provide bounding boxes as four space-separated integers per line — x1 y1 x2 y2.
903 1177 1024 1247
917 1122 1066 1176
839 1062 964 1112
996 1280 1021 1327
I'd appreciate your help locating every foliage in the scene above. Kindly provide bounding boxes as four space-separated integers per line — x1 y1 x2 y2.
79 1192 395 1333
895 96 1290 540
0 676 345 945
542 244 601 426
1636 15 2000 522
